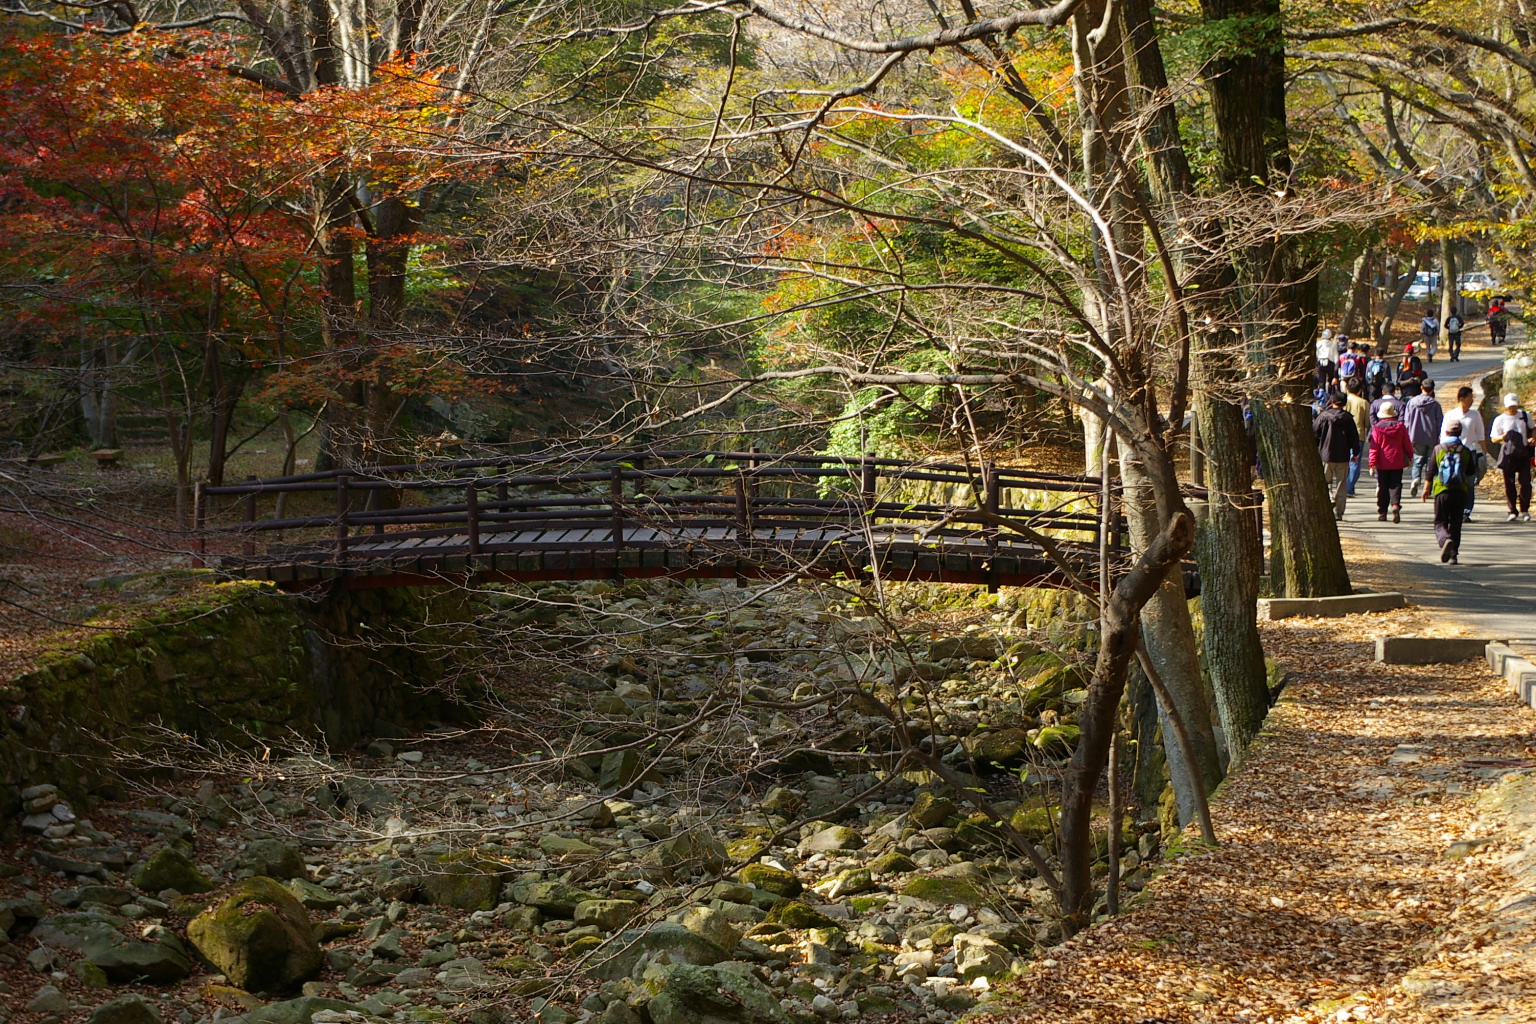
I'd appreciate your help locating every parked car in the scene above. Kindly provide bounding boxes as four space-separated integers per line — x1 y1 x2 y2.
1405 270 1440 301
1458 270 1500 297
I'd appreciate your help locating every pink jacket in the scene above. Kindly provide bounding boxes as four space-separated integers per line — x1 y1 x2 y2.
1369 419 1415 471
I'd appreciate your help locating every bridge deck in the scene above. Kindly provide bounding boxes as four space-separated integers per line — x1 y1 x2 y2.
201 449 1209 595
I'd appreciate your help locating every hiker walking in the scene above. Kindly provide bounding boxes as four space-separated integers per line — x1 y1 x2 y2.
1345 381 1372 497
1370 382 1401 426
1369 400 1414 522
1444 309 1465 361
1315 392 1361 521
1442 385 1488 521
1398 344 1426 399
1364 345 1393 400
1420 308 1440 362
1404 380 1443 497
1316 328 1337 390
1491 392 1534 522
1489 298 1510 345
1423 421 1474 563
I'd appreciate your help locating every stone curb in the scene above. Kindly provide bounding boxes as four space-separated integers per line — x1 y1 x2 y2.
1257 592 1406 621
1488 642 1536 711
1376 636 1504 665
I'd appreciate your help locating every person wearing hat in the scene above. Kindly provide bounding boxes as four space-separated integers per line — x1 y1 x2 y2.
1491 392 1533 522
1368 398 1415 522
1404 379 1443 496
1423 420 1474 563
1316 327 1337 389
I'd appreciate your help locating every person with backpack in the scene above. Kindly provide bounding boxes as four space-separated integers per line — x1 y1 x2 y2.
1369 401 1415 522
1420 309 1440 361
1489 299 1510 345
1315 392 1361 520
1364 345 1392 400
1423 420 1473 562
1345 380 1372 497
1445 309 1465 361
1337 341 1361 387
1442 385 1488 520
1404 379 1444 497
1491 393 1533 522
1316 328 1337 390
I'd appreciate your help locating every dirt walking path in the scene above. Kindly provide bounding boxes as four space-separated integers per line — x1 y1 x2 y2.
985 600 1536 1024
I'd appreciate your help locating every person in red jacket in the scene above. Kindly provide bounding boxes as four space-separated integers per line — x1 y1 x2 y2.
1369 400 1416 522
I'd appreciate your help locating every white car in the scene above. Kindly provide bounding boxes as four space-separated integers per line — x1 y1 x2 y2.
1458 270 1500 295
1405 271 1440 301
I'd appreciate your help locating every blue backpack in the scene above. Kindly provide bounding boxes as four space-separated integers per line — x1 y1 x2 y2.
1438 446 1470 490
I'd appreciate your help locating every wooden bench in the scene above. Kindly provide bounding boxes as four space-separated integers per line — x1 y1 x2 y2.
89 449 125 469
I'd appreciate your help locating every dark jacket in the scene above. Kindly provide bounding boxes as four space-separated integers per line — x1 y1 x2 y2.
1404 393 1444 447
1315 405 1361 463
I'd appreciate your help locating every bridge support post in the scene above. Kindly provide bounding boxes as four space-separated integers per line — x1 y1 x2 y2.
242 475 258 557
335 472 350 561
984 461 999 593
192 481 206 567
609 465 624 574
466 480 480 558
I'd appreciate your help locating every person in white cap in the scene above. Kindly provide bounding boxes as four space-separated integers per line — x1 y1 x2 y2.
1368 399 1414 522
1491 392 1533 521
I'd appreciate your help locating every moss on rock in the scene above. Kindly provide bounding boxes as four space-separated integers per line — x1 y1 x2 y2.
186 876 321 993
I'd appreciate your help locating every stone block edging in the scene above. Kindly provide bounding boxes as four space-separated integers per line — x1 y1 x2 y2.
1488 643 1536 711
1376 636 1504 664
1257 592 1407 621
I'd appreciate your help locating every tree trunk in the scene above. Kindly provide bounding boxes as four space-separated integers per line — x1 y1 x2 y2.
1059 507 1196 934
1340 248 1374 337
1122 451 1223 823
1199 0 1350 598
1192 395 1269 762
1438 236 1459 338
79 341 119 449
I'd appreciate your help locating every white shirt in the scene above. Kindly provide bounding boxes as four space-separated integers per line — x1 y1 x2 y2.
1316 335 1335 363
1492 411 1532 442
1442 406 1486 446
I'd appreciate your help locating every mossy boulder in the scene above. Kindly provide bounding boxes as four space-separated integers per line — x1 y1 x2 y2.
646 831 728 876
186 876 321 993
237 840 305 881
738 863 801 898
965 728 1032 766
868 850 917 875
636 963 791 1024
1009 803 1062 844
764 900 839 930
908 792 956 830
587 922 730 980
419 853 506 912
132 849 213 895
505 880 600 917
85 995 163 1024
928 636 1000 662
900 876 987 906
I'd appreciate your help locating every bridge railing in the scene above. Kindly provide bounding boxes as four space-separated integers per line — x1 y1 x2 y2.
194 449 1131 566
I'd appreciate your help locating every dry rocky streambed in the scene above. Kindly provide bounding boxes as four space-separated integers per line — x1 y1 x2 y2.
0 579 1153 1024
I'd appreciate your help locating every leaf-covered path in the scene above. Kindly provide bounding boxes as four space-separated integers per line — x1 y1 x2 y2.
984 602 1536 1024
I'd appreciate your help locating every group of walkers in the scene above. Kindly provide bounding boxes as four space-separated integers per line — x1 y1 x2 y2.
1314 332 1432 403
1314 381 1533 564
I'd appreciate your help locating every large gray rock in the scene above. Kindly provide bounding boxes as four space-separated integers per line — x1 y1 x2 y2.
131 848 213 895
32 911 126 950
506 881 599 917
796 826 863 854
238 840 306 881
86 994 164 1024
587 923 730 980
636 963 791 1024
83 925 192 984
227 998 361 1024
419 855 507 911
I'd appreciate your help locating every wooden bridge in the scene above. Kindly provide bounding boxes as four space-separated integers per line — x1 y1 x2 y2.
196 450 1200 595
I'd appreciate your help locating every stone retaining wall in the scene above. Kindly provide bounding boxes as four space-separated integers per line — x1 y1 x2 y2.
0 581 467 822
